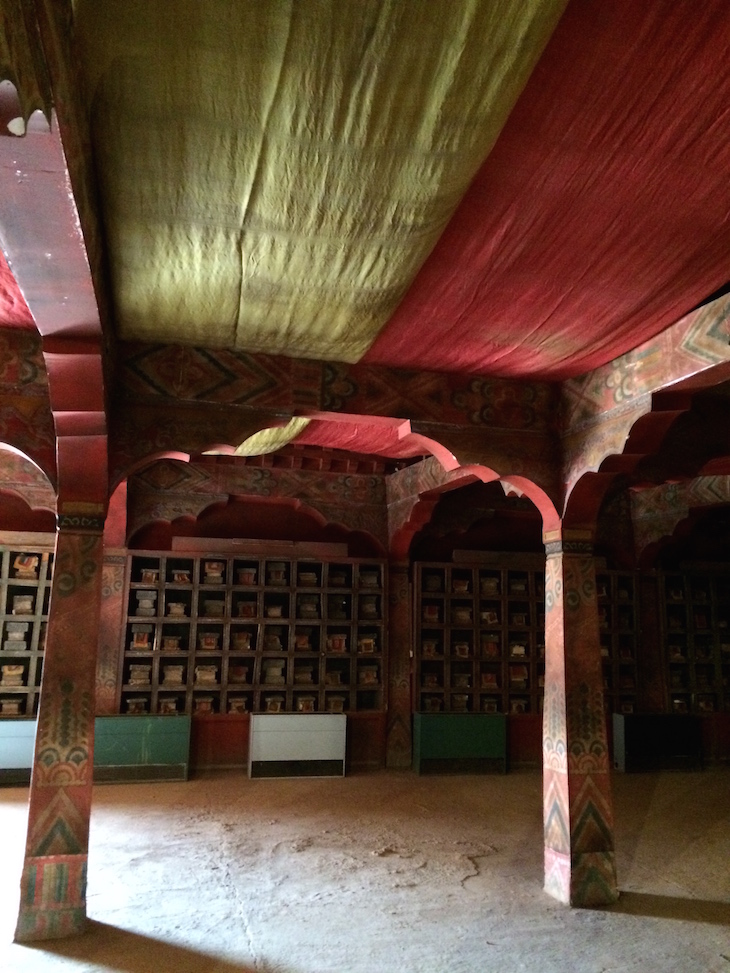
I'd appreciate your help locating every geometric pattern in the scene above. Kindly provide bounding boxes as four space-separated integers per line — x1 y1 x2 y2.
119 340 553 431
15 855 87 941
28 788 88 857
680 296 730 365
136 458 211 492
123 343 284 407
545 848 618 908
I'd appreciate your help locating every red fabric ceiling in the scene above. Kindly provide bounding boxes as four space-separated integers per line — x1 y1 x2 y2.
364 0 730 380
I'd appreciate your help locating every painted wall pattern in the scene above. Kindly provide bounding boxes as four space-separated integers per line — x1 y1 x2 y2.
0 446 56 511
122 343 291 408
562 294 730 428
0 329 56 480
323 361 556 430
561 397 649 506
630 474 730 556
386 456 460 507
119 341 555 432
17 530 104 941
110 405 273 485
560 294 730 508
0 330 48 391
542 542 617 907
127 459 389 548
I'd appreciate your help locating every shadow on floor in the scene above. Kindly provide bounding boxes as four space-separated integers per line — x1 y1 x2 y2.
609 892 730 925
21 920 301 973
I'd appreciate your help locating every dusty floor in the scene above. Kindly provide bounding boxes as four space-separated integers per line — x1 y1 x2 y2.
0 767 729 973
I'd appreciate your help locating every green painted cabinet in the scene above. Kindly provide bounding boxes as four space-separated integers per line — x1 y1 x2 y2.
0 716 192 785
94 715 191 782
412 712 507 774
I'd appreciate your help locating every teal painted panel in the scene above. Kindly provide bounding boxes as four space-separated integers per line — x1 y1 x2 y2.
0 719 36 769
94 716 191 768
413 713 507 761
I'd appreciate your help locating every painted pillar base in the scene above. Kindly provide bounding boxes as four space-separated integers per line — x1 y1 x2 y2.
545 848 619 907
15 854 88 941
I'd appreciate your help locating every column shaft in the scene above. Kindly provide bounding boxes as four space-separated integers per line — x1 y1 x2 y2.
15 530 103 941
543 538 618 906
385 562 412 768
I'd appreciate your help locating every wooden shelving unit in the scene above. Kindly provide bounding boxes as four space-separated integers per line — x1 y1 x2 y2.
120 552 387 716
659 566 730 715
413 554 545 715
0 542 53 719
596 568 640 714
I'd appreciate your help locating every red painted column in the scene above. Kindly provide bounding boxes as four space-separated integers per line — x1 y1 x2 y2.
542 528 618 906
15 527 104 941
385 562 413 769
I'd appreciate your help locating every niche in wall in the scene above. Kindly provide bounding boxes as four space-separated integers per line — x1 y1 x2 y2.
129 495 384 558
655 505 730 570
0 490 55 533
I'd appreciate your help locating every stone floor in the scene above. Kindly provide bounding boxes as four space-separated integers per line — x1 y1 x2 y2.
1 767 729 973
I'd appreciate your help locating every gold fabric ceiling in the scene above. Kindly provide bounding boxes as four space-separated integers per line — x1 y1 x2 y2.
74 0 567 360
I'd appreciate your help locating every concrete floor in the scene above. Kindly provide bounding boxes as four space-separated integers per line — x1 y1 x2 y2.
1 767 729 973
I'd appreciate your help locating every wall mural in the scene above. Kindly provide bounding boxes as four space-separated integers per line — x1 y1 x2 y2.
0 329 56 482
127 458 389 548
109 404 274 485
562 294 730 426
119 340 555 430
0 447 56 512
630 474 730 556
561 293 730 505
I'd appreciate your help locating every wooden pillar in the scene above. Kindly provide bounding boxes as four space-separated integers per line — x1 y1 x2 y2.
637 573 665 712
385 561 412 769
96 552 127 714
15 528 104 941
542 528 618 906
